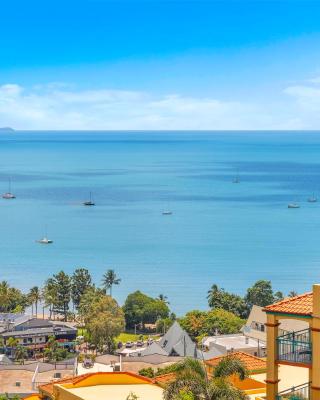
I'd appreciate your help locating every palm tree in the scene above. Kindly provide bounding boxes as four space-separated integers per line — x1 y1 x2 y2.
7 337 19 358
15 345 28 365
163 357 248 400
42 279 57 320
0 281 10 312
29 286 42 317
101 269 121 297
158 294 170 304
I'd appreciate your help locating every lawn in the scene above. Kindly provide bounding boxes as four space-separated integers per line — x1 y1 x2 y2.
116 333 160 343
77 329 160 343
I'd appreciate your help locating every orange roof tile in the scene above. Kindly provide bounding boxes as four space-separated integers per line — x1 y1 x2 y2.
39 375 78 396
263 292 313 316
154 372 176 385
205 352 266 373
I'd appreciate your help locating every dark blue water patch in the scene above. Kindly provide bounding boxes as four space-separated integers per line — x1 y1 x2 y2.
20 185 174 205
62 169 129 178
231 161 320 174
0 173 60 182
170 193 297 204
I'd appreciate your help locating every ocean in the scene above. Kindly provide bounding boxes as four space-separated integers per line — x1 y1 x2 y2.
1 130 320 315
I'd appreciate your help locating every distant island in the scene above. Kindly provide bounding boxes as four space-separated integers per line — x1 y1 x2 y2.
0 127 15 132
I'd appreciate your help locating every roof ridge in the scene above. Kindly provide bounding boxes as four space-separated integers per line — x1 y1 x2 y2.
263 291 312 310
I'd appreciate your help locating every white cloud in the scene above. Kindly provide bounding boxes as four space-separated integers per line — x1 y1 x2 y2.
0 81 319 130
284 82 320 128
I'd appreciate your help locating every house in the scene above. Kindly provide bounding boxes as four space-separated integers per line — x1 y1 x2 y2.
1 318 77 355
202 333 267 357
263 284 320 400
242 304 308 342
128 321 200 358
0 313 31 333
128 321 222 360
23 372 164 400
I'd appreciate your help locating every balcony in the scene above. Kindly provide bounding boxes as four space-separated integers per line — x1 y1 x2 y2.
277 329 311 365
276 382 310 400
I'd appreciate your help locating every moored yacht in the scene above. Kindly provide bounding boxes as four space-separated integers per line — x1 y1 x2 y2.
2 178 16 199
83 192 95 206
288 203 300 209
162 210 173 215
36 237 53 244
308 193 317 203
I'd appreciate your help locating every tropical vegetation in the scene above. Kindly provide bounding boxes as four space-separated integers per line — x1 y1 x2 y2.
163 356 248 400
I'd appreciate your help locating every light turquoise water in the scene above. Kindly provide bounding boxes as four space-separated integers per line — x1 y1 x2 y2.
1 131 320 315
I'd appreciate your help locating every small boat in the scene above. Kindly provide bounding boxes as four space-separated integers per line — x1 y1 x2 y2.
36 226 53 244
288 203 300 209
36 237 53 244
308 193 317 203
232 170 240 183
162 210 173 215
83 192 95 206
2 178 16 199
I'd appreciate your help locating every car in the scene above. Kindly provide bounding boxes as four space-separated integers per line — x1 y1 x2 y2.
136 340 144 347
125 341 134 348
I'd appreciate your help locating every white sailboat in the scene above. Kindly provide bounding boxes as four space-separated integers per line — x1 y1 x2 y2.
308 193 317 203
288 203 300 209
36 226 53 244
2 178 16 199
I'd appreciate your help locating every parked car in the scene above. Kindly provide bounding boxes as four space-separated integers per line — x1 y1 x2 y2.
125 341 134 348
136 340 144 347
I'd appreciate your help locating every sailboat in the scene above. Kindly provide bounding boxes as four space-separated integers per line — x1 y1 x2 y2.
232 170 240 183
162 210 173 215
308 193 317 203
83 192 95 206
2 178 16 199
288 203 300 209
36 226 53 244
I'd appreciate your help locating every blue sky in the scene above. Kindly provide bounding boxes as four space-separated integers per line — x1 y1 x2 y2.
1 0 320 129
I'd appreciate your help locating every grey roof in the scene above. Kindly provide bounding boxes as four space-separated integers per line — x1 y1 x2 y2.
15 318 53 331
158 321 199 357
138 342 169 357
0 354 12 365
0 313 31 326
2 325 77 338
201 347 226 360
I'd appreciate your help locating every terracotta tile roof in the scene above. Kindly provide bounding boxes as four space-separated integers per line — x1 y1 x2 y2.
153 372 176 385
263 292 313 316
39 375 77 397
205 352 266 373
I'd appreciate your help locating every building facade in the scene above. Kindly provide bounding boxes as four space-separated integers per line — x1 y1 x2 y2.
264 284 320 400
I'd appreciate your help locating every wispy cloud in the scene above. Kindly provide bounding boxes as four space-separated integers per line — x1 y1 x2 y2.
0 81 319 130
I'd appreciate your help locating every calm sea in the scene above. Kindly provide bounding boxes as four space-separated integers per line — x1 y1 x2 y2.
1 131 320 315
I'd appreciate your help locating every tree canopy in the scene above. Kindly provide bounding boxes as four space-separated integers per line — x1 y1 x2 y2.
208 280 286 319
179 309 245 340
123 290 170 328
0 281 28 313
84 293 125 353
71 268 93 310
